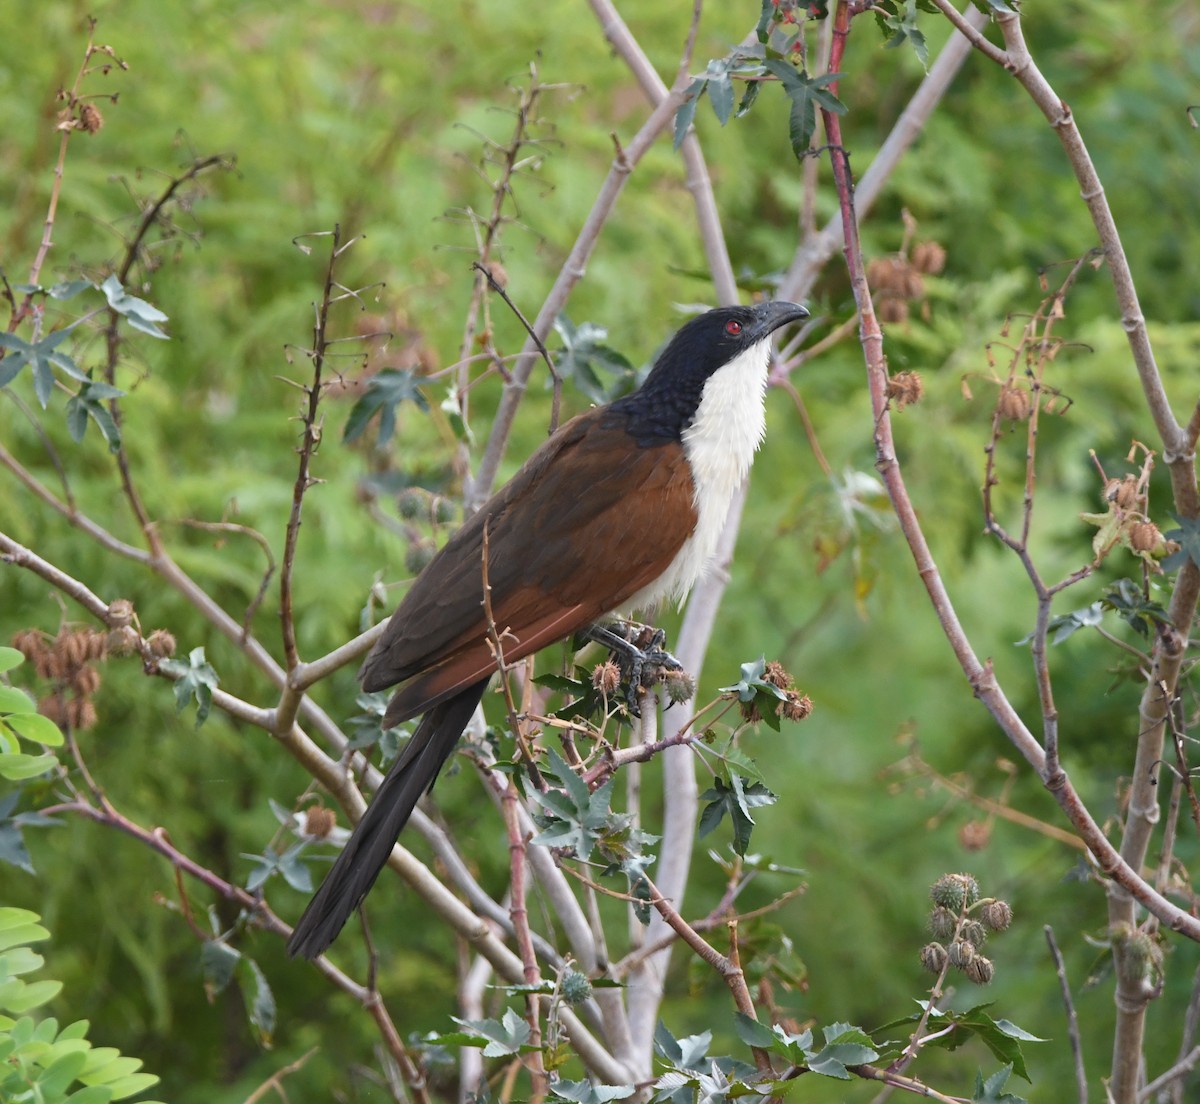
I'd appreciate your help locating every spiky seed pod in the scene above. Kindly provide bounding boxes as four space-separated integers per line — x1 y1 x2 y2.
663 669 696 704
59 631 88 671
433 496 458 525
965 954 995 985
106 626 140 657
71 666 102 697
405 538 437 576
592 660 621 696
930 906 957 941
919 942 948 975
146 630 177 659
82 629 107 662
1129 521 1163 554
1110 475 1139 511
886 370 924 409
78 102 104 133
68 697 98 731
981 900 1013 931
763 660 792 689
877 297 910 325
739 699 763 725
107 599 135 629
12 629 48 666
396 487 429 520
948 939 976 968
997 383 1032 421
560 970 593 1006
304 806 337 839
961 919 988 949
911 240 947 275
958 819 991 850
777 691 813 722
931 873 980 912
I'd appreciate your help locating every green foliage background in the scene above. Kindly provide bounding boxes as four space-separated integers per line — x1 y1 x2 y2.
2 0 1199 1099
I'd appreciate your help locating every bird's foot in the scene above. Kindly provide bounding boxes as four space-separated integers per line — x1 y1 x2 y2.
583 621 694 715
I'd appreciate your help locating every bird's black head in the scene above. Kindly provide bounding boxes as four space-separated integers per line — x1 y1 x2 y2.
611 301 809 445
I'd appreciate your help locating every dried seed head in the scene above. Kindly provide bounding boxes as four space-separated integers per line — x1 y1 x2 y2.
877 297 910 325
997 383 1032 421
1114 475 1139 511
107 599 135 629
59 630 88 671
79 102 105 133
919 941 948 974
961 919 988 949
911 240 947 275
83 629 107 662
12 629 48 666
947 938 976 968
484 261 509 290
591 660 621 696
777 691 813 723
964 954 995 985
763 661 792 689
146 629 177 659
958 819 991 851
929 906 957 941
106 625 140 657
981 899 1013 931
304 806 337 839
740 699 763 725
68 696 98 731
887 370 924 410
71 666 102 697
1129 521 1163 554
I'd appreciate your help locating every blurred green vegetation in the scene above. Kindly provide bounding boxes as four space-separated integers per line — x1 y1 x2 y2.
2 0 1199 1100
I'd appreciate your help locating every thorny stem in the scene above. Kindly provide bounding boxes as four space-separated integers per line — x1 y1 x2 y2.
281 226 345 671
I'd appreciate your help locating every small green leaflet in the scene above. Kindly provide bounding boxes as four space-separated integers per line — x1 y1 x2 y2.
100 274 170 339
242 840 314 893
343 368 429 447
553 315 636 402
66 379 126 451
201 938 275 1047
0 323 91 406
548 1080 635 1104
974 1064 1026 1104
160 647 219 727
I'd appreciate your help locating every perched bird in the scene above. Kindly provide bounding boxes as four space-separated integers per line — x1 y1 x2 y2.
287 300 808 958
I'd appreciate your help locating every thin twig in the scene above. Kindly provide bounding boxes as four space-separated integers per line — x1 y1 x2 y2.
1045 926 1088 1104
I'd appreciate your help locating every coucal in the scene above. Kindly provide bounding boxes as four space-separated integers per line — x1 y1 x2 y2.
287 299 808 958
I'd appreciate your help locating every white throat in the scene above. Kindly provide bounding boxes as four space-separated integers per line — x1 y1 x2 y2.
628 338 772 611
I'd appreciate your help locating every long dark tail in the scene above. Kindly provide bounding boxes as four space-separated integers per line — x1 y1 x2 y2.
286 681 487 959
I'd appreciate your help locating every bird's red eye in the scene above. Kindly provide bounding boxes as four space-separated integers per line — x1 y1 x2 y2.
725 320 742 336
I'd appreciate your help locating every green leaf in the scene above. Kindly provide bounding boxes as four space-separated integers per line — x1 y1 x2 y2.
698 774 777 855
65 381 126 452
159 647 218 727
0 648 24 674
552 315 637 402
973 1063 1025 1104
549 1079 635 1103
1 978 62 1012
673 78 705 150
0 752 58 781
441 1009 536 1057
732 1012 777 1050
99 275 170 339
1164 514 1200 571
764 61 846 160
342 368 429 445
6 712 64 748
705 61 734 126
0 686 36 714
235 956 275 1046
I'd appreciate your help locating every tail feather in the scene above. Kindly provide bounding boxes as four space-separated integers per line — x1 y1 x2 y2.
286 682 487 959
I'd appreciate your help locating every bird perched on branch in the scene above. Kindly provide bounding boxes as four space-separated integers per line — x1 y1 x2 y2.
287 299 808 958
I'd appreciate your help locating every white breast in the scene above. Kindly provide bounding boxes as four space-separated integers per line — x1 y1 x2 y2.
626 338 772 612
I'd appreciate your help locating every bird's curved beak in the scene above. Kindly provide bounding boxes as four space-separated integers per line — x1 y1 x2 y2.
749 300 809 343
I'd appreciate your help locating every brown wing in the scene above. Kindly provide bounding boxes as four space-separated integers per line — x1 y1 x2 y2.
360 407 697 724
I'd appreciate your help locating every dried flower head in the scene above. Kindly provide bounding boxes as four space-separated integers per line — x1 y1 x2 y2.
1129 521 1163 554
911 240 947 275
887 370 924 410
777 691 813 723
78 102 105 133
997 383 1032 421
591 660 621 697
147 630 177 659
304 806 337 839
